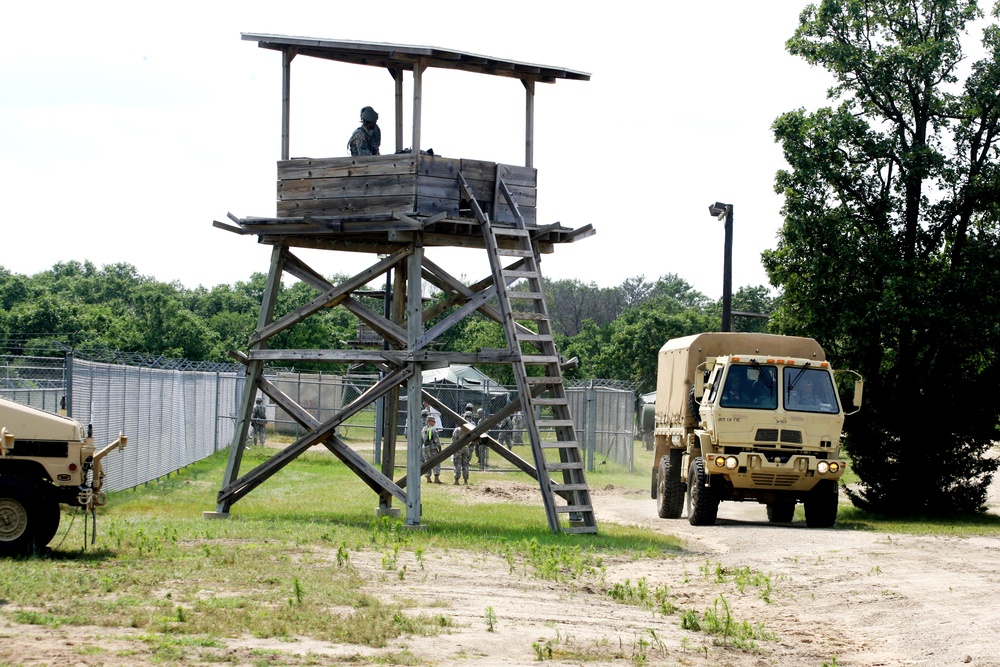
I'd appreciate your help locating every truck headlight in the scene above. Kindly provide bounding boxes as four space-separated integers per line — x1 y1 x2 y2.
829 462 840 473
817 461 830 474
725 456 738 470
715 456 726 468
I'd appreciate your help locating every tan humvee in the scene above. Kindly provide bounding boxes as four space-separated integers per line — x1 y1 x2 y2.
0 397 126 555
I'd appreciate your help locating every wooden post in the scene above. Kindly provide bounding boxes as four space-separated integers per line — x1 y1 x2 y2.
412 59 425 162
216 245 285 514
523 78 535 168
404 241 424 527
281 50 295 161
391 68 404 154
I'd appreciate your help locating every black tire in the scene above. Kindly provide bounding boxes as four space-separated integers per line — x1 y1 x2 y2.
0 476 59 557
766 501 795 523
656 450 685 519
688 385 701 424
804 480 839 528
686 458 718 526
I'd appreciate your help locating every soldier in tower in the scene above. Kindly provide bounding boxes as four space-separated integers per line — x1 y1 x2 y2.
347 106 381 156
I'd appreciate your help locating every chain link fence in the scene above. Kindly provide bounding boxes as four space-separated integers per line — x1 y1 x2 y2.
1 353 639 493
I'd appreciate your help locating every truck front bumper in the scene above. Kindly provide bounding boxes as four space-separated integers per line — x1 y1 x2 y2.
704 452 845 492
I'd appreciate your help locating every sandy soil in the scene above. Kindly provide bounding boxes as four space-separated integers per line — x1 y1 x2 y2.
2 477 999 666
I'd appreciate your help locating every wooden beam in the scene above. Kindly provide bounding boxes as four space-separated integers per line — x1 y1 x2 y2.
249 249 409 345
523 78 535 168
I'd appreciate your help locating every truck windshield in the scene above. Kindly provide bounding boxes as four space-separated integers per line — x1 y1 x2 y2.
784 367 839 414
719 364 777 409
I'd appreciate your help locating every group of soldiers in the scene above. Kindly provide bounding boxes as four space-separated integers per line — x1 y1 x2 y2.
420 404 525 485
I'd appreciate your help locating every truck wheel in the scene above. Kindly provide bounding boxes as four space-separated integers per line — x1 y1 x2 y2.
688 386 701 424
656 450 684 519
766 501 795 523
804 480 839 528
0 476 59 557
686 458 718 526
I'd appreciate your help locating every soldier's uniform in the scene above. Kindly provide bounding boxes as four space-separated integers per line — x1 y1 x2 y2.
347 106 381 156
451 411 475 484
512 410 525 445
421 417 442 483
251 397 267 446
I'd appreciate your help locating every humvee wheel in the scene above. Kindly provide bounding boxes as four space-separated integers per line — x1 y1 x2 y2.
804 480 839 528
766 501 795 523
656 450 684 519
0 476 59 557
686 457 718 526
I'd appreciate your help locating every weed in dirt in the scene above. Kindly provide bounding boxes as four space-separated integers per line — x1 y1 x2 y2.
485 606 497 632
682 595 776 652
698 560 776 602
606 576 676 615
822 657 840 667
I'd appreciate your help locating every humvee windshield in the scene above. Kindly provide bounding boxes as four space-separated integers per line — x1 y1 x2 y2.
719 364 777 409
784 366 839 414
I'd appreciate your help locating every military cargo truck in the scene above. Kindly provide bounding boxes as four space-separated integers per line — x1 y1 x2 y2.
650 333 862 527
0 397 126 556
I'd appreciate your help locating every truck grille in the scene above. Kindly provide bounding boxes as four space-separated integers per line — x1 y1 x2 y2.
750 473 799 488
8 440 69 458
781 430 802 444
755 428 779 442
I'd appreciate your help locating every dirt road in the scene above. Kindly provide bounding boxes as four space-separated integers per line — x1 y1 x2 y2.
3 480 998 666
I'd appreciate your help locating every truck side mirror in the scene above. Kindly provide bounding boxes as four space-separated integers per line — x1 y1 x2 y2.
853 380 864 408
694 373 705 399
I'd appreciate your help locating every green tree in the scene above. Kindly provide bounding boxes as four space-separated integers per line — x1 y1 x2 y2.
765 0 1000 514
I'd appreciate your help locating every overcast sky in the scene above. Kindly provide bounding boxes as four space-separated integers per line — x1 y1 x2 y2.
1 0 838 300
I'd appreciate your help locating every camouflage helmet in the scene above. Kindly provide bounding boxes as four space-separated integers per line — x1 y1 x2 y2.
360 106 379 123
420 408 429 418
463 411 474 420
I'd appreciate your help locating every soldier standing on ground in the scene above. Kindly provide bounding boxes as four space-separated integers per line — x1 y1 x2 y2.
512 410 524 445
251 396 267 447
452 410 475 485
475 408 488 470
422 415 442 484
347 106 381 156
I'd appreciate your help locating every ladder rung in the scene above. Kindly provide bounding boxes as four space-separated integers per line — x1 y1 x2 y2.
526 376 563 385
510 311 548 321
541 440 580 449
539 420 575 428
563 525 598 534
507 291 544 300
555 504 593 513
502 269 539 279
547 462 584 471
550 483 590 492
515 333 550 342
532 398 568 406
493 227 530 237
497 248 535 257
522 355 560 364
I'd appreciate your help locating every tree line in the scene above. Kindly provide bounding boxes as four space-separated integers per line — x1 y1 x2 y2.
0 260 772 391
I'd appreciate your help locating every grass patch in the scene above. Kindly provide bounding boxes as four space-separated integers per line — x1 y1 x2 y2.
0 446 682 656
836 506 1000 536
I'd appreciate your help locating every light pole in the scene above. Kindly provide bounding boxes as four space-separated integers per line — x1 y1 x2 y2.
708 202 733 332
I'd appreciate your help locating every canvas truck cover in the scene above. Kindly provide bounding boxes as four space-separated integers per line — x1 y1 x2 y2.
654 333 826 429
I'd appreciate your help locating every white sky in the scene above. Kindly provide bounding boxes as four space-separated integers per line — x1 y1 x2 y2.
1 0 838 300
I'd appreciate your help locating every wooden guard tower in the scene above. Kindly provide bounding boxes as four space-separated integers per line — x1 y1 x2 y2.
210 34 597 534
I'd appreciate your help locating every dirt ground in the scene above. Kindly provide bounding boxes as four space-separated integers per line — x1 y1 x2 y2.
2 477 999 666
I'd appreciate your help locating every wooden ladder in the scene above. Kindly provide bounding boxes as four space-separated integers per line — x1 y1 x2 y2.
459 171 597 534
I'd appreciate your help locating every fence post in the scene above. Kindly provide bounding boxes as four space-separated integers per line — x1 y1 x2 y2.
64 352 74 418
586 379 597 472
